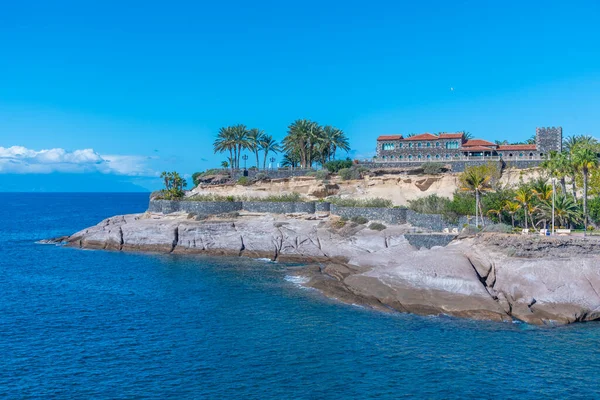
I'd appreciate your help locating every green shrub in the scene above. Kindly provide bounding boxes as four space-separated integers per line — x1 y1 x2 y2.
350 216 368 224
408 194 451 214
329 197 393 208
422 162 444 175
338 167 362 180
184 193 237 202
262 192 302 202
314 170 329 181
368 222 387 231
325 159 353 173
254 172 269 181
237 176 251 186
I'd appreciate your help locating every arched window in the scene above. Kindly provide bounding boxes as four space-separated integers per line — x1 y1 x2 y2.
398 143 403 148
389 155 394 159
435 154 440 159
519 153 524 157
399 155 403 159
454 154 460 158
445 154 450 158
426 154 431 159
529 153 533 157
382 156 386 160
417 154 422 159
436 142 440 147
409 143 413 148
418 143 422 148
383 143 394 151
408 155 413 160
509 153 513 157
426 142 431 147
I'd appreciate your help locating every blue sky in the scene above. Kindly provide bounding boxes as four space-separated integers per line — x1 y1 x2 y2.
1 0 599 191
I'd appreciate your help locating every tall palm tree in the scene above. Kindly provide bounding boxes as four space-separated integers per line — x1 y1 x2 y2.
572 146 599 232
259 134 281 169
531 178 552 202
231 124 249 169
247 128 265 170
504 201 520 228
281 151 301 168
214 127 236 171
283 119 320 168
538 195 582 229
514 187 535 230
459 165 492 227
323 125 350 161
541 151 570 196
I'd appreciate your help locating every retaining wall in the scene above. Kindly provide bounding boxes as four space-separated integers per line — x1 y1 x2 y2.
404 234 457 249
148 200 486 231
242 201 316 214
329 205 407 225
148 200 243 215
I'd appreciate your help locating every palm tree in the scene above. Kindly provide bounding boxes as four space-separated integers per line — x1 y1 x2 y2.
531 178 552 202
323 126 350 161
459 165 492 227
504 201 520 227
514 187 535 230
247 128 265 170
538 195 582 229
283 119 322 168
486 207 504 224
231 124 249 169
541 151 569 196
259 134 281 169
572 146 599 232
461 131 474 140
221 160 229 169
214 127 236 171
281 151 301 168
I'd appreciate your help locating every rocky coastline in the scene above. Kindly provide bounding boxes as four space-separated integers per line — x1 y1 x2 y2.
49 211 600 326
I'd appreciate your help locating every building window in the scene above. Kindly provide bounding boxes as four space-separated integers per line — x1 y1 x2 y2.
435 154 440 159
418 143 422 148
382 156 386 160
509 153 513 157
436 142 440 147
383 143 394 151
399 155 403 159
426 142 431 147
426 154 431 159
519 153 524 157
445 141 459 149
454 154 459 158
409 143 413 148
529 153 534 157
389 155 394 159
398 143 403 148
408 155 413 160
498 153 503 157
445 154 450 158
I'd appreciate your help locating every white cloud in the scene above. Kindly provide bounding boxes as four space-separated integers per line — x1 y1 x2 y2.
0 146 157 176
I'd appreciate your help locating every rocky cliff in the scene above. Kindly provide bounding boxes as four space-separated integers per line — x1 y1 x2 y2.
59 212 600 326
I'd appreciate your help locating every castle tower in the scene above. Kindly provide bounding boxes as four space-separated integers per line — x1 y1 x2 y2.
536 126 562 155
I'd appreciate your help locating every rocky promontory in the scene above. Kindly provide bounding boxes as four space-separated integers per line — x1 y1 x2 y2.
56 211 600 326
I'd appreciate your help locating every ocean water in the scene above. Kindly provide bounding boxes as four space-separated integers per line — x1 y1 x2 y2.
1 193 600 399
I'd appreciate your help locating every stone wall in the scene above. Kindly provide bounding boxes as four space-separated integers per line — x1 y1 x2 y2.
148 200 243 215
404 234 457 249
330 205 407 225
232 169 316 180
242 202 316 214
148 200 488 232
536 126 562 154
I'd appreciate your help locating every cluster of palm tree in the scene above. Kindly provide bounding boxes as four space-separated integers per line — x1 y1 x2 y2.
213 120 350 171
542 134 600 231
213 125 281 170
282 119 350 168
159 171 187 200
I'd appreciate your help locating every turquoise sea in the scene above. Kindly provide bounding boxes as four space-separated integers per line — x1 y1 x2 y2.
1 193 599 399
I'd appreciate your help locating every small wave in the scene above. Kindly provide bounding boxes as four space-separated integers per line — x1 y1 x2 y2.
284 275 310 285
256 258 275 263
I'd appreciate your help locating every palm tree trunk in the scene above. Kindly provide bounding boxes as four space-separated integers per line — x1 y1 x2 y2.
560 177 567 198
511 215 515 227
584 169 588 234
524 205 528 230
255 151 260 171
475 189 480 227
571 175 577 201
263 151 268 170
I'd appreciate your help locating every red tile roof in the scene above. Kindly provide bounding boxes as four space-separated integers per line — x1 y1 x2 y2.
377 135 403 141
462 139 497 147
497 144 537 151
460 146 497 152
438 132 464 139
402 133 439 141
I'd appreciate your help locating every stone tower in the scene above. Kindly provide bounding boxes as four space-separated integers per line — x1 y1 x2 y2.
536 126 562 155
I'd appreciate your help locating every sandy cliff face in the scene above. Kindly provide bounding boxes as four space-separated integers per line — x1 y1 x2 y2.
62 212 600 326
190 168 541 207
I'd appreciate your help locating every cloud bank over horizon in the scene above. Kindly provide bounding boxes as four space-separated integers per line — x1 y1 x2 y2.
0 146 157 177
